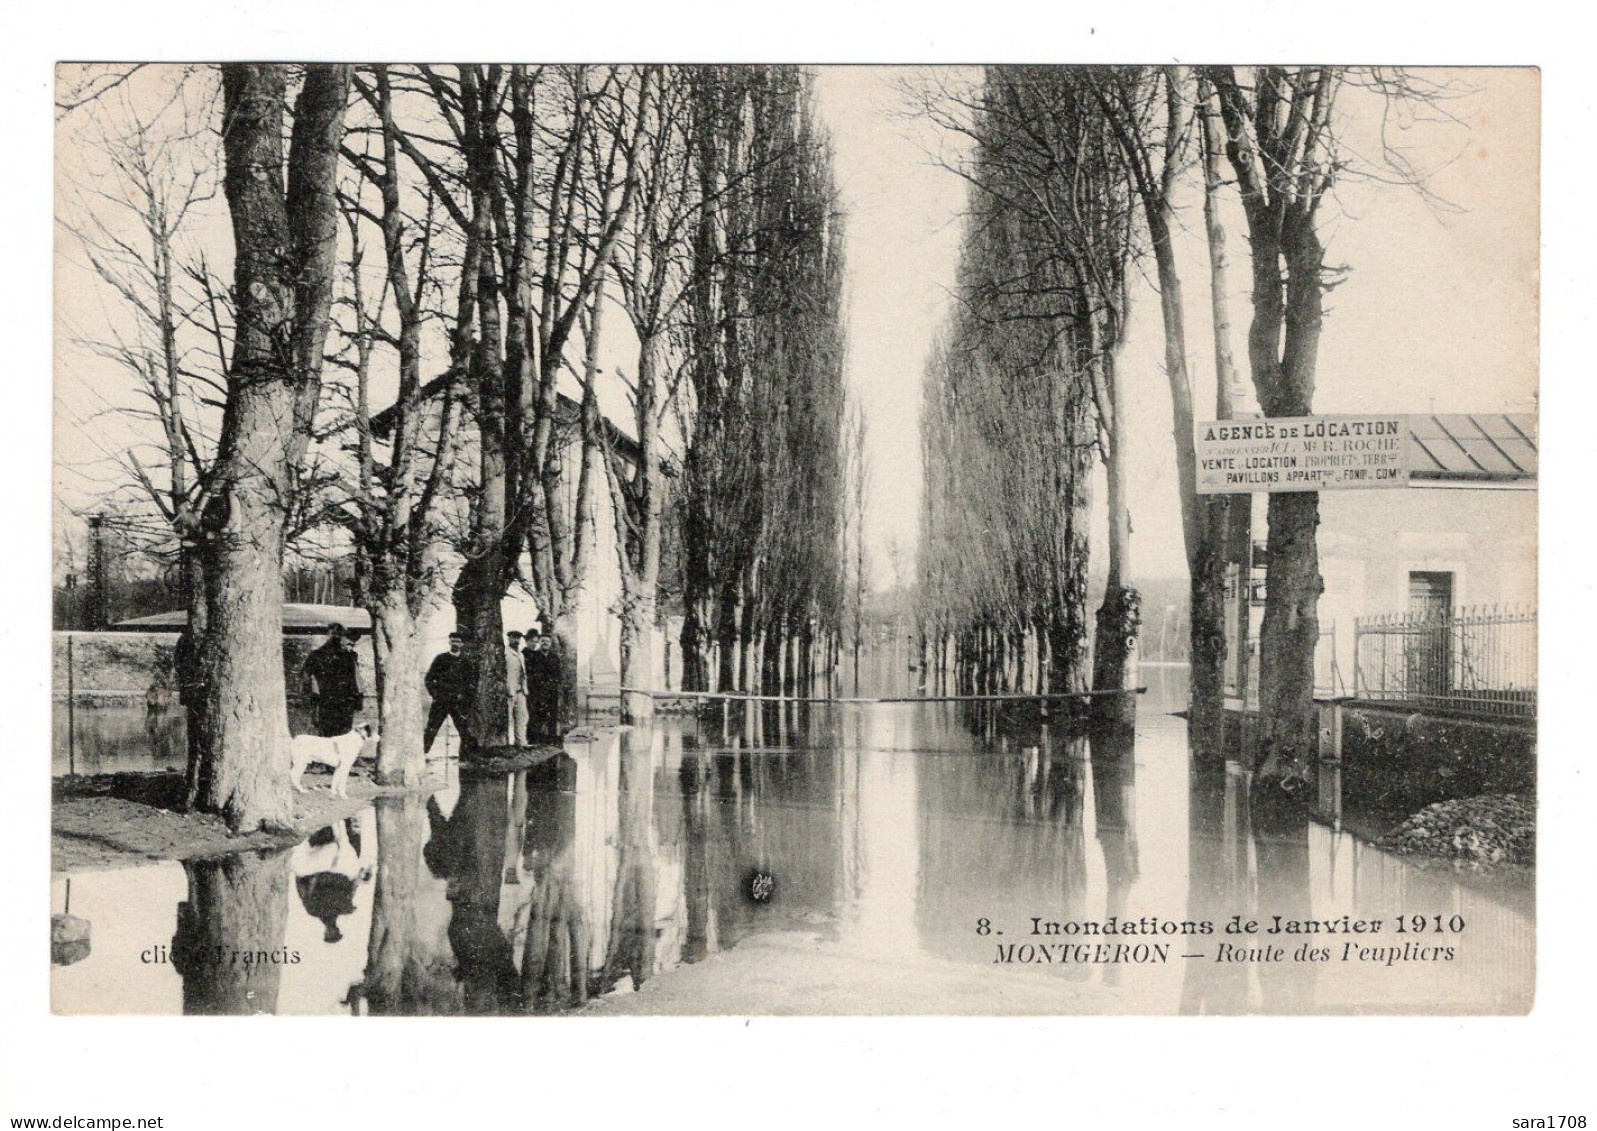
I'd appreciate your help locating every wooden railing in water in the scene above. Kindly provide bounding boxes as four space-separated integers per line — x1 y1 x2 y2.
618 687 1147 704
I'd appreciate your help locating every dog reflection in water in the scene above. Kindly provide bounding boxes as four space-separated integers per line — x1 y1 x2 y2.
293 817 373 943
289 723 380 798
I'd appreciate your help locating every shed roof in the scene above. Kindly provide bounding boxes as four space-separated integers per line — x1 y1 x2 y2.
1408 413 1537 483
110 603 371 635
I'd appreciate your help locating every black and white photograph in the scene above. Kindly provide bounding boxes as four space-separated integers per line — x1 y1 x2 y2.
44 60 1540 1018
7 7 1591 1121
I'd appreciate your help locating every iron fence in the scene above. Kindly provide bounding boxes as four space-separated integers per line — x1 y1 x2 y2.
1224 625 1343 709
1354 603 1536 720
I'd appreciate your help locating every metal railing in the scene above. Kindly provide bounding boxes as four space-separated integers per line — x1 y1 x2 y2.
1353 603 1536 720
1224 623 1343 709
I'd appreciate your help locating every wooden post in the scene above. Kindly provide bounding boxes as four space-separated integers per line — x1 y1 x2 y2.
1316 699 1344 764
66 634 76 777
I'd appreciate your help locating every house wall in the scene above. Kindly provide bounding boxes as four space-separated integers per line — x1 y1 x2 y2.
417 434 680 714
560 436 625 696
1229 484 1536 701
1314 485 1536 689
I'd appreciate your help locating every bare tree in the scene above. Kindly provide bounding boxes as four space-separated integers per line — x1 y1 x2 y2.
1187 71 1248 764
331 64 467 783
397 65 645 746
56 71 226 795
677 66 850 699
602 67 692 722
1205 65 1344 789
190 63 353 832
914 67 1113 703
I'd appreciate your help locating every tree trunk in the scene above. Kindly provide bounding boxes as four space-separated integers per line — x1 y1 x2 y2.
1189 74 1244 768
194 64 350 833
619 594 657 723
1092 338 1140 731
172 849 290 1015
617 330 666 724
363 794 427 1014
180 552 209 811
1256 492 1322 776
1188 530 1232 766
1252 213 1330 782
197 514 292 828
452 552 507 750
1207 66 1338 790
370 592 426 785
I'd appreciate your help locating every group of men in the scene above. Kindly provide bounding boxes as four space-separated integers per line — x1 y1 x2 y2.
298 621 566 754
421 626 564 753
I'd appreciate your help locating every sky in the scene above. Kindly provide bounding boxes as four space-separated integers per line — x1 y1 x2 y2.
53 66 1540 590
812 66 1539 587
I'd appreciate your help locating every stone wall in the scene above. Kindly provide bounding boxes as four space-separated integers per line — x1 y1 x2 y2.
53 631 379 705
1340 705 1536 812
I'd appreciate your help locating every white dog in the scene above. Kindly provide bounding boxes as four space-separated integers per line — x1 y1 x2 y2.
289 724 380 798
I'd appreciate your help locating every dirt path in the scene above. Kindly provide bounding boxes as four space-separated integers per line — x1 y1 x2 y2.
50 766 449 873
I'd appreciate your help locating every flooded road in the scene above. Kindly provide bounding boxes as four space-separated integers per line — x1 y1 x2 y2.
51 668 1533 1015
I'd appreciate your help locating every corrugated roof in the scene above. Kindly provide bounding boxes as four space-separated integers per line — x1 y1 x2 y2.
1408 413 1537 482
111 603 372 634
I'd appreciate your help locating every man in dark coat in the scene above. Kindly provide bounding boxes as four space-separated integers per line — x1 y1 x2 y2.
303 622 363 737
424 631 477 753
523 629 562 741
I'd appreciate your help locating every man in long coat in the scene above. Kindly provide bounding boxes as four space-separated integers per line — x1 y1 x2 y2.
303 622 363 737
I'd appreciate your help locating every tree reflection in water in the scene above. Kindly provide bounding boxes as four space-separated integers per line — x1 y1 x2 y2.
519 755 595 1010
1181 765 1255 1014
1089 727 1140 988
602 730 661 993
432 773 524 1013
678 741 721 963
1179 759 1320 1013
357 794 461 1015
112 690 1524 1017
171 848 291 1015
1249 791 1318 1012
916 712 1092 972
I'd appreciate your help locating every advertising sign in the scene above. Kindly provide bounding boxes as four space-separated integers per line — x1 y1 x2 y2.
1195 415 1410 494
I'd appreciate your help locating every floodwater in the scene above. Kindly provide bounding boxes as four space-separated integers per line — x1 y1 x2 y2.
51 668 1533 1015
53 704 187 777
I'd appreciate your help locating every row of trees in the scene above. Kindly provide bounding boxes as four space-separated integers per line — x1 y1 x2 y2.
917 68 1133 723
918 65 1380 784
58 62 852 831
676 67 850 704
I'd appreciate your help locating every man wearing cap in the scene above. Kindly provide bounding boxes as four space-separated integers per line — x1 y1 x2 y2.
424 632 477 753
506 630 529 746
303 622 363 737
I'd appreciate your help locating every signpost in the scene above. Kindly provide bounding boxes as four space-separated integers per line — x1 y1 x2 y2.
1194 414 1410 494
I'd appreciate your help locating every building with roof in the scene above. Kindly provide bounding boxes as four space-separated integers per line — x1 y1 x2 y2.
109 602 372 635
1223 413 1537 718
369 375 683 708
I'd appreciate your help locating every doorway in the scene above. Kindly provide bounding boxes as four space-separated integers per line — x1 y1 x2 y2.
1406 570 1454 699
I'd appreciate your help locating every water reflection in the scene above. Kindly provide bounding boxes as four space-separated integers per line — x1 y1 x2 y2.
52 668 1534 1015
172 849 292 1015
360 794 454 1014
53 704 187 776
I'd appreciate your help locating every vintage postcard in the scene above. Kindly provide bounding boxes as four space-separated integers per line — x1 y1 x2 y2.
47 62 1538 1021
